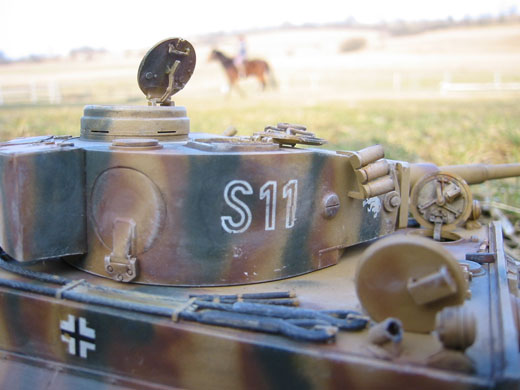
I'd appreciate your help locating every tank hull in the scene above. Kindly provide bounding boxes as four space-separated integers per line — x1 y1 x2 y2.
0 222 517 389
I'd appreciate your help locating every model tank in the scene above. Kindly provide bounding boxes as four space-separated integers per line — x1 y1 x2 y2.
0 38 519 389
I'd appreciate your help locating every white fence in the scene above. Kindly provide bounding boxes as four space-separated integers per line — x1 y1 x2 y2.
1 71 520 105
0 81 62 105
440 72 520 94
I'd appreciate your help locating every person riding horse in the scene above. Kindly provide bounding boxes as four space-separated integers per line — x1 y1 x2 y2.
234 35 247 78
209 47 276 94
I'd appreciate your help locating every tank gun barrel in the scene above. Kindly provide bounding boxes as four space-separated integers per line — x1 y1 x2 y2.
410 162 520 187
440 163 520 185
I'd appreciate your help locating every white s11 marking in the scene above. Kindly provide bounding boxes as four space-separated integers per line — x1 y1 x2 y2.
260 181 277 231
221 179 298 233
283 180 298 228
221 180 253 234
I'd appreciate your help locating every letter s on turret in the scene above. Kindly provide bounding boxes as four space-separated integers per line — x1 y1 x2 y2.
221 180 253 233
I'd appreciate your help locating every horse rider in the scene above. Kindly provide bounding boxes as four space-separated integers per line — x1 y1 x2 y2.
234 35 247 78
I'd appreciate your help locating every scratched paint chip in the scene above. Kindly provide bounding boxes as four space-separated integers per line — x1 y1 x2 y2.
363 197 381 219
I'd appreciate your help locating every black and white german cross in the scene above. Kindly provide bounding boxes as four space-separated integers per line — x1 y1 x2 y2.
60 314 96 358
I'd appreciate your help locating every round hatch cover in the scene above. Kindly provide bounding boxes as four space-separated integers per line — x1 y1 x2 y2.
138 38 196 103
356 235 467 333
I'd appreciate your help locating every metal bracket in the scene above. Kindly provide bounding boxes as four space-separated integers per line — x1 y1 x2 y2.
465 252 496 263
407 266 458 305
158 59 181 104
104 218 138 282
433 217 444 242
252 123 326 146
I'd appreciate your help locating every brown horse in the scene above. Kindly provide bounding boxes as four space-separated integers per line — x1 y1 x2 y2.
208 49 276 93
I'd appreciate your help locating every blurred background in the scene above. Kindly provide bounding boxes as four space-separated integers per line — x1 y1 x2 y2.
1 0 520 248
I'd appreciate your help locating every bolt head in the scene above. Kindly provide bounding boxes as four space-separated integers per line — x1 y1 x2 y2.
383 191 401 212
322 193 340 218
390 195 401 208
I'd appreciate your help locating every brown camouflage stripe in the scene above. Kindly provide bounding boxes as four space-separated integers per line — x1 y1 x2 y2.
0 284 491 390
6 136 394 286
0 223 515 389
0 143 86 261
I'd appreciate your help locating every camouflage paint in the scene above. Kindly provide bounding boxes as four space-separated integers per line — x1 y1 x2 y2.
0 38 519 389
0 200 515 389
0 143 86 261
0 132 399 286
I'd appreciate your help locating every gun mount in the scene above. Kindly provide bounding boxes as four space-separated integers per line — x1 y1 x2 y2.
408 162 520 240
0 38 518 389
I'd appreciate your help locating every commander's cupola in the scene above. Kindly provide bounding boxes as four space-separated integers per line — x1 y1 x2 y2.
79 38 195 141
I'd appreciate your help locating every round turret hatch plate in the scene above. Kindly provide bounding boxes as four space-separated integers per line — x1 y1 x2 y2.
90 168 165 255
138 38 196 102
356 235 467 333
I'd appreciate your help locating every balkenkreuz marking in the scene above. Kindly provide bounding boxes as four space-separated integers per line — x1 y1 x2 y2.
60 314 96 358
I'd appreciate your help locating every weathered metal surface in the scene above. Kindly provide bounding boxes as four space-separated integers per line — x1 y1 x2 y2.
138 37 196 105
0 223 517 389
0 38 519 389
410 171 473 239
80 105 190 140
356 235 468 333
0 131 401 285
0 140 86 261
253 123 327 146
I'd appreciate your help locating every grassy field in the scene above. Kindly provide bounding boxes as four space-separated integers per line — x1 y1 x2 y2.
1 97 519 205
2 97 519 163
1 23 519 207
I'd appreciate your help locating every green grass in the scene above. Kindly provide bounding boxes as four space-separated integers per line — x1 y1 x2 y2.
185 97 520 164
2 98 519 166
0 104 84 140
1 97 519 207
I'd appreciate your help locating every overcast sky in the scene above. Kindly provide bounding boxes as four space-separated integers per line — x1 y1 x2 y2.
1 0 518 59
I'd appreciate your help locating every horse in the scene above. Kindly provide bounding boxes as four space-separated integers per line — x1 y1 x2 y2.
208 49 276 94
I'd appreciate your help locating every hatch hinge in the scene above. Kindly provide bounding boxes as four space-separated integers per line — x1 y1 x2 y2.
104 218 138 282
